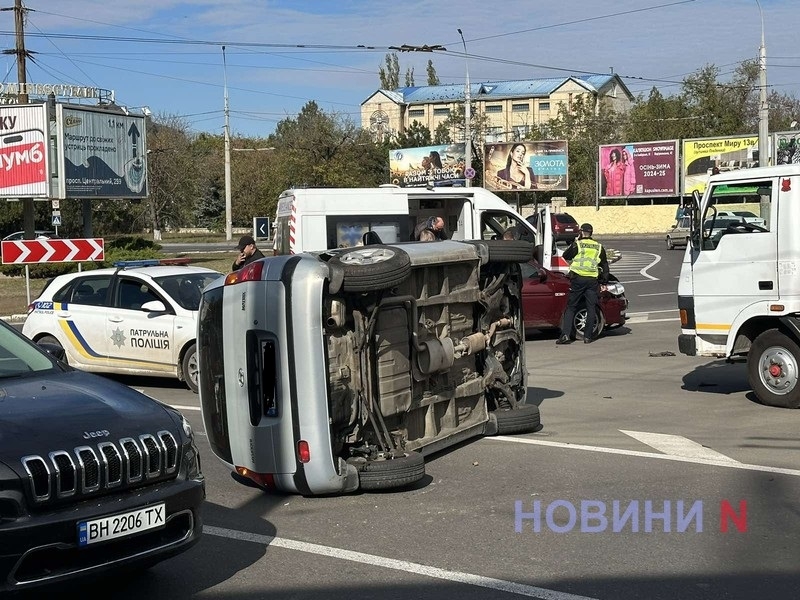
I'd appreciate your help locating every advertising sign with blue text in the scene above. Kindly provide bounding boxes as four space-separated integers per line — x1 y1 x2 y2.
484 140 568 193
389 143 465 187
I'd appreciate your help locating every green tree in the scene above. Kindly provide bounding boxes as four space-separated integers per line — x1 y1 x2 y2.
393 121 432 148
404 67 415 87
379 53 400 89
426 60 440 86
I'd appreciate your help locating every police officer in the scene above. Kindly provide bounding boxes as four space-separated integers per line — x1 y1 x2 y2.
556 223 609 345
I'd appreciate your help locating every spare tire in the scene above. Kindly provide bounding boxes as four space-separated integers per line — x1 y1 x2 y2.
328 245 411 293
356 452 425 490
468 240 534 263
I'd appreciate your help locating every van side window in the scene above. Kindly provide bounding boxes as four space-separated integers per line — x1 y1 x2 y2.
481 211 532 242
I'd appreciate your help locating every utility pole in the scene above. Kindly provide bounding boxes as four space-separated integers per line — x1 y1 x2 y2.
12 0 35 237
756 0 769 167
223 46 232 241
457 29 471 188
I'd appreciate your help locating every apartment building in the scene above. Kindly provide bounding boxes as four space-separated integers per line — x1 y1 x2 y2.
362 74 634 143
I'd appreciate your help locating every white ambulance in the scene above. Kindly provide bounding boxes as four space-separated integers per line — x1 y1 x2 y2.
272 186 565 271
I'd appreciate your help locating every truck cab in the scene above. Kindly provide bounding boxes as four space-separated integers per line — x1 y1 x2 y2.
677 165 800 407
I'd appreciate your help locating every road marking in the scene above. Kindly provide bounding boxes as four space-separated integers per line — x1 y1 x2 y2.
620 430 740 463
204 526 599 600
627 309 678 316
170 404 201 412
638 292 675 297
490 437 800 477
613 251 660 282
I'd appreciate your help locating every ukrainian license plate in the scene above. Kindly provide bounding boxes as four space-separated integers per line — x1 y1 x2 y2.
77 503 165 546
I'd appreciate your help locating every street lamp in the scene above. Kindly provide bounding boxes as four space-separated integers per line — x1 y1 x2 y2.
457 28 471 188
223 46 233 241
756 0 769 167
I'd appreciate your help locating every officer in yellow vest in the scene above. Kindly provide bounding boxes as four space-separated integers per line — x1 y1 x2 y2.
556 223 609 345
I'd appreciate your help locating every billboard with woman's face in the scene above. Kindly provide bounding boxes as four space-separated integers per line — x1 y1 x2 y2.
598 140 679 199
483 140 568 192
388 143 465 187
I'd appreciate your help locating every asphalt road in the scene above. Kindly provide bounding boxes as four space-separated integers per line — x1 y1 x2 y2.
66 239 800 600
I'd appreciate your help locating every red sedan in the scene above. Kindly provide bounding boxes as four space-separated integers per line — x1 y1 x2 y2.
520 260 628 338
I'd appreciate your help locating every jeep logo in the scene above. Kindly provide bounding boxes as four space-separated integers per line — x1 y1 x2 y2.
83 429 110 439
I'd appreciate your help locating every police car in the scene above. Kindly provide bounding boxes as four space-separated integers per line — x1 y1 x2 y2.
22 260 222 392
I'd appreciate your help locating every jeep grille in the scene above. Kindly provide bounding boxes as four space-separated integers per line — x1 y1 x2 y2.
20 431 179 505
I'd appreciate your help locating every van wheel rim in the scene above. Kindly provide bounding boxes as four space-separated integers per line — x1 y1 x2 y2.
340 248 395 266
758 346 799 396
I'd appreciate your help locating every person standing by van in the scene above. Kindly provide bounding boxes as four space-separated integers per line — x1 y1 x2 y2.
232 235 265 271
556 223 608 345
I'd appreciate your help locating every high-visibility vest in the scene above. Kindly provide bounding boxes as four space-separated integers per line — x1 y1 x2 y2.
569 238 602 277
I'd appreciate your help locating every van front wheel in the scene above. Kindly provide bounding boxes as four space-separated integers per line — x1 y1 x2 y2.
748 329 800 408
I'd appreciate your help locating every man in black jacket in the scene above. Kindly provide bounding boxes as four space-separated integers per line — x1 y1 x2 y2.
232 235 265 271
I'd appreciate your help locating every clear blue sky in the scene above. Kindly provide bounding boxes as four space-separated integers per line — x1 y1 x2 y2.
3 0 797 138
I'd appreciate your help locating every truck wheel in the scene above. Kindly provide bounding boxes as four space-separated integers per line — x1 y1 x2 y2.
356 452 425 490
574 307 605 339
329 246 411 293
468 240 534 263
182 343 199 394
491 404 541 435
748 329 800 408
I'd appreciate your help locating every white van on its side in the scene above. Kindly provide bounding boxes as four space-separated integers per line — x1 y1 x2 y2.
272 186 565 271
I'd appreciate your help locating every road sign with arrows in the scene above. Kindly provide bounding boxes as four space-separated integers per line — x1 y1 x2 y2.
1 238 104 264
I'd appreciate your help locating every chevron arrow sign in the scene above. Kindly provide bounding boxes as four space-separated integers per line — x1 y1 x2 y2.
1 238 105 264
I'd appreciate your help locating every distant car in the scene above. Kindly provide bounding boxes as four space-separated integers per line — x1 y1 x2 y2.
2 230 57 241
666 216 691 250
22 260 222 392
715 210 766 228
0 317 204 595
526 212 580 244
520 260 627 338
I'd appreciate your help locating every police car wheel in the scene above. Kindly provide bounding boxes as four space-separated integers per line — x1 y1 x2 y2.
491 404 541 435
330 246 411 293
182 343 199 394
355 451 425 490
748 329 800 409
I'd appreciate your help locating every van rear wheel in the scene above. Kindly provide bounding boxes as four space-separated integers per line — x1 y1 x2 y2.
355 452 425 490
329 246 411 293
748 329 800 408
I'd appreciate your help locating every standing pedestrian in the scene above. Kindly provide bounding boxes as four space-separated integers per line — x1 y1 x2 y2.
556 223 609 345
232 234 265 271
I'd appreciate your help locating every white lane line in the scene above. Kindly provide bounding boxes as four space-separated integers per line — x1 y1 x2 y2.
170 404 201 412
620 430 740 463
627 309 678 316
204 526 599 600
490 437 800 478
625 317 680 324
638 292 675 297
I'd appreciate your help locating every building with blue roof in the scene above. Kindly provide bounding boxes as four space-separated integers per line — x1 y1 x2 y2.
362 74 634 143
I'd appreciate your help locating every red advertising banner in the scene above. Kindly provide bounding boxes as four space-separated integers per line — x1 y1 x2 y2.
1 238 104 264
0 104 51 198
598 140 679 199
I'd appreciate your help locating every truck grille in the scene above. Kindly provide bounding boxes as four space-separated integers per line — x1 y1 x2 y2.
20 431 179 505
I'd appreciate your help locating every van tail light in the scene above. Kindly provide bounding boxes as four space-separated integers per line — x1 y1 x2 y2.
225 260 264 285
297 440 311 463
235 467 275 489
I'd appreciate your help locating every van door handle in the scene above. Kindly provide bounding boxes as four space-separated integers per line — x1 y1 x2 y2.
759 281 773 290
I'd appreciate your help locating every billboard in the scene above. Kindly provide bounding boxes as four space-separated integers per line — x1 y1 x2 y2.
56 104 148 199
0 104 50 198
681 134 759 196
484 140 568 192
389 143 465 187
598 140 679 199
774 130 800 165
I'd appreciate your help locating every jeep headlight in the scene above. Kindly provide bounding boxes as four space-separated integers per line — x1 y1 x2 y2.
605 282 624 296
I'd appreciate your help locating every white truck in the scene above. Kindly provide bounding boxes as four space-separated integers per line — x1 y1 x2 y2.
677 164 800 407
271 186 566 272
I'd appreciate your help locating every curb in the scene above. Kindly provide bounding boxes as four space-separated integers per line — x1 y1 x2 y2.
2 314 27 323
